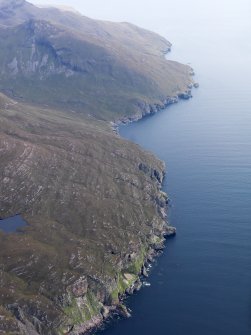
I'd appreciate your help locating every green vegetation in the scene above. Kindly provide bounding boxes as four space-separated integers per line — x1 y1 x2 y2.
124 247 148 275
63 292 101 326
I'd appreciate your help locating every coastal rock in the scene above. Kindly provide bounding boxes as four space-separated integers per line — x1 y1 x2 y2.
101 305 110 319
147 248 158 262
179 90 192 99
133 280 142 291
117 304 131 318
69 315 103 335
156 190 169 208
164 226 177 237
163 46 171 54
139 163 164 184
117 94 183 127
194 82 199 88
125 287 134 295
142 266 149 278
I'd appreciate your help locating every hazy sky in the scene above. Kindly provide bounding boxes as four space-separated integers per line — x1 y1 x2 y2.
32 0 194 22
30 0 251 66
31 0 200 30
30 0 251 36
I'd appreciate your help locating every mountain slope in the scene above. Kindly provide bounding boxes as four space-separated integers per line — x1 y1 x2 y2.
0 1 193 334
0 0 192 120
0 92 170 334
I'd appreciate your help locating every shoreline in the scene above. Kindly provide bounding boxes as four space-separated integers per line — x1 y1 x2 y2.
70 165 176 335
69 82 198 335
110 80 198 134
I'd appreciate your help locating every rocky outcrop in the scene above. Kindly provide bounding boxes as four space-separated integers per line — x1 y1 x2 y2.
70 277 88 298
178 89 192 99
68 315 104 335
116 95 179 126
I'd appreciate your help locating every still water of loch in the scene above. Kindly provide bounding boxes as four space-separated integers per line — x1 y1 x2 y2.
0 215 27 233
95 0 251 334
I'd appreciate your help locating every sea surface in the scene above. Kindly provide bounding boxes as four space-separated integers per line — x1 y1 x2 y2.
95 0 251 334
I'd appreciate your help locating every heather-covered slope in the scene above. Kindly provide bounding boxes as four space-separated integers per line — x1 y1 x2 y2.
0 93 170 334
0 1 193 334
0 0 192 120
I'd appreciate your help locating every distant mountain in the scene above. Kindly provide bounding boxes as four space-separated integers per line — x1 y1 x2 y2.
0 0 191 120
0 1 193 334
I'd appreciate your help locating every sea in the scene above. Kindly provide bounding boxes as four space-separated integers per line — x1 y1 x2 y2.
95 0 251 334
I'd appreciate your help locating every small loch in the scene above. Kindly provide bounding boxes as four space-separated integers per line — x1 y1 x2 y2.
0 215 27 233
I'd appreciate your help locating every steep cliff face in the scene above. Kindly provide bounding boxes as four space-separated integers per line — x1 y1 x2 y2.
0 1 191 334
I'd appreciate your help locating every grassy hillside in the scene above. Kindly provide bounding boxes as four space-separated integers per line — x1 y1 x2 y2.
0 0 192 120
0 93 170 334
0 1 192 334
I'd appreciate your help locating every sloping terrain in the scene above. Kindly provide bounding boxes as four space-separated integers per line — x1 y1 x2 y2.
0 1 192 334
0 93 169 334
0 0 191 120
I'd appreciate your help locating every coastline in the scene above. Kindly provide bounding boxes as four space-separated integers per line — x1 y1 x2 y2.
0 74 198 335
110 79 198 134
69 81 198 335
69 165 176 335
0 31 198 332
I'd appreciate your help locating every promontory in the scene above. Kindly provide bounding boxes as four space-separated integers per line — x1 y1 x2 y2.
0 1 193 334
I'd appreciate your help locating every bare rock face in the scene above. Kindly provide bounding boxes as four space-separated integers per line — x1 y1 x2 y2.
0 19 75 79
70 277 88 298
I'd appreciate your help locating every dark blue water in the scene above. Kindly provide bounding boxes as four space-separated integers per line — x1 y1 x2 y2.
95 1 251 334
0 215 27 233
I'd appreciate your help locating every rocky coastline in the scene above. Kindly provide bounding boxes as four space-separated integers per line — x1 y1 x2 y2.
66 164 176 335
111 79 199 134
87 81 199 335
0 87 194 335
70 84 200 335
0 80 198 335
0 3 199 330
